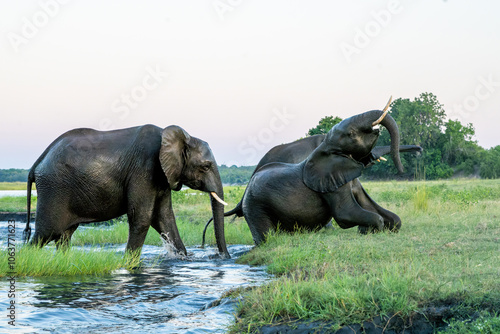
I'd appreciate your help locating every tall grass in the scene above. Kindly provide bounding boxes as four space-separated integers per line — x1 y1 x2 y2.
413 183 428 211
0 246 142 277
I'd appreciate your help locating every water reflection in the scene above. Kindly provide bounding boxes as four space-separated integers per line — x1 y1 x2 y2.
0 224 270 334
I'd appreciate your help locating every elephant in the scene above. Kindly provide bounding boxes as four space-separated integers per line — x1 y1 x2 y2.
23 124 230 258
240 100 407 244
201 103 422 246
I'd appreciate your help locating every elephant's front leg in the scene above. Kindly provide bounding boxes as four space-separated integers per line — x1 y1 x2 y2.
56 224 80 249
151 194 187 256
327 184 384 231
351 179 401 232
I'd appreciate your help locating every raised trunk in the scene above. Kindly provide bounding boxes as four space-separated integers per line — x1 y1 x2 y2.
210 181 230 258
380 113 404 173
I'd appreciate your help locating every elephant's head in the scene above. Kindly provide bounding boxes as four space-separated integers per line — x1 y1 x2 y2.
303 97 403 193
159 125 229 258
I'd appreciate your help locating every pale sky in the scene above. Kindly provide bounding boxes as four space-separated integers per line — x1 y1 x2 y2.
1 0 499 169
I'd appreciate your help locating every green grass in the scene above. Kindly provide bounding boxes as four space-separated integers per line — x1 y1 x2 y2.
0 182 30 190
0 195 35 212
445 311 500 333
0 246 142 277
231 179 500 332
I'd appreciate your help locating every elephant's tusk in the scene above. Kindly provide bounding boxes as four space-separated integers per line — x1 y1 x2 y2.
380 156 387 161
372 96 392 126
211 192 228 206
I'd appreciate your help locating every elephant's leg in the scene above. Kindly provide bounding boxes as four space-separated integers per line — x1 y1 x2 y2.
29 230 55 248
126 212 151 253
151 194 187 256
328 185 384 232
243 208 275 245
29 196 71 247
55 224 80 249
351 179 401 232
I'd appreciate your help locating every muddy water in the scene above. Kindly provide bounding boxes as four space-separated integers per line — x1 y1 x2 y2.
0 222 270 333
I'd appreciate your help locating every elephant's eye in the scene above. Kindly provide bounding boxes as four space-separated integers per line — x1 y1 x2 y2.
200 162 212 172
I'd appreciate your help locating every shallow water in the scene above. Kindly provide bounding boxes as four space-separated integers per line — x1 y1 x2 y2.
0 221 270 333
0 190 36 198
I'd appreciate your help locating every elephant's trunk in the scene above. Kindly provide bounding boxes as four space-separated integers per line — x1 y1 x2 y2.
380 113 404 173
210 179 230 259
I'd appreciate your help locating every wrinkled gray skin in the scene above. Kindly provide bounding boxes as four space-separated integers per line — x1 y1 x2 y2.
201 136 421 246
24 125 230 258
231 110 406 245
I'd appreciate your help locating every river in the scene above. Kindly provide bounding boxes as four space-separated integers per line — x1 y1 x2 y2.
0 221 270 333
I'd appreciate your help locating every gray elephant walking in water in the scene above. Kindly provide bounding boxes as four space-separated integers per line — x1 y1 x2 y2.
24 124 230 258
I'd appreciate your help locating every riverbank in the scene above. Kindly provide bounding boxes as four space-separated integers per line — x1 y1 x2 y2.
230 179 500 333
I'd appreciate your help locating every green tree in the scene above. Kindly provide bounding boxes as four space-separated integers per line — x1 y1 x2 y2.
440 120 481 173
480 146 500 179
307 116 342 136
366 92 482 179
378 92 446 148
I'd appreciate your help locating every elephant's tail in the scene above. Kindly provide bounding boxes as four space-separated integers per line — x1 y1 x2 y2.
23 169 35 243
201 201 243 248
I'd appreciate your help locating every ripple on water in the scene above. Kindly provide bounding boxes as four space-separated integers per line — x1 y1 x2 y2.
0 243 269 334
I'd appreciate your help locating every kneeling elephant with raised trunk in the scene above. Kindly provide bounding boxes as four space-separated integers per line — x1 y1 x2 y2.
241 98 406 244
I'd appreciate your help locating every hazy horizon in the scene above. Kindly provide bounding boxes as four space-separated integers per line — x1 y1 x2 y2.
1 0 499 169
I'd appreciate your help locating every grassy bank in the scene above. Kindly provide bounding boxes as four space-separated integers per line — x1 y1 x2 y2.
0 182 29 190
231 179 500 332
1 246 142 277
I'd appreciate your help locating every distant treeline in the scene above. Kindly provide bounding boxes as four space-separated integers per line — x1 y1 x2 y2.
0 169 29 182
0 166 256 186
218 165 255 185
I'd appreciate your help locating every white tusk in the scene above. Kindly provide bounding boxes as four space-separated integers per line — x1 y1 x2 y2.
380 156 387 161
211 192 228 206
372 96 392 126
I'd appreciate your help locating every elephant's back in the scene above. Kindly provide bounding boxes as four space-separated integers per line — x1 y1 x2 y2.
36 125 161 172
244 163 331 229
33 125 163 194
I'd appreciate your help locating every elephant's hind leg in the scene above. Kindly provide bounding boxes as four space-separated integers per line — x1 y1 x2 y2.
55 224 80 249
242 208 276 245
351 179 401 232
29 230 56 248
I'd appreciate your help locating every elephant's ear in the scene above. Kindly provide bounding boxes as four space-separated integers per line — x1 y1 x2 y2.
159 125 191 191
303 149 364 193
